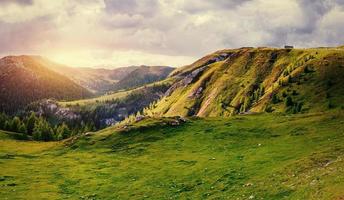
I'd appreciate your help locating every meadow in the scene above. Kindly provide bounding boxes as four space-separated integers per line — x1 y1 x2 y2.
1 110 344 199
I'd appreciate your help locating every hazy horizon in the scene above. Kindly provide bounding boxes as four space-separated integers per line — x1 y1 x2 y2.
1 0 344 68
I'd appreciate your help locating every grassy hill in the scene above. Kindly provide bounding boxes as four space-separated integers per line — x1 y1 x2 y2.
150 47 344 117
0 56 92 113
1 111 344 199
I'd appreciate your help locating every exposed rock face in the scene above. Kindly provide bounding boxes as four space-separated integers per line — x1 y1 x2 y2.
165 66 208 96
165 53 232 97
36 99 80 121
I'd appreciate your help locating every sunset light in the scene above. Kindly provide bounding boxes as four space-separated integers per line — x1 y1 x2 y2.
1 0 344 199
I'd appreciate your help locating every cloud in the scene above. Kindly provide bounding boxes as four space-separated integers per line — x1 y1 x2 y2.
104 0 158 17
0 0 33 6
0 0 344 68
173 0 252 14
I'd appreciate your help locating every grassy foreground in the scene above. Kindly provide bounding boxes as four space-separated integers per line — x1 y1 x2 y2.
1 111 344 199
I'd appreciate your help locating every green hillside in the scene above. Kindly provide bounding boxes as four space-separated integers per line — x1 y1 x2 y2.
1 111 344 199
150 47 344 117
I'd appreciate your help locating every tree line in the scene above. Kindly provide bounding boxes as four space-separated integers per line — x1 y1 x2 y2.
0 112 95 141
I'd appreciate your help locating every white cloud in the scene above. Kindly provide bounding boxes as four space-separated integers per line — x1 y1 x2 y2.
0 0 344 68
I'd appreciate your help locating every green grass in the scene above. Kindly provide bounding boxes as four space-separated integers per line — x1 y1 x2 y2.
1 111 344 199
152 47 344 117
58 89 134 106
58 78 174 106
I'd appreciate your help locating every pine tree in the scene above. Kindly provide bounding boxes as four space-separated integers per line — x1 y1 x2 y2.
11 117 21 132
56 123 71 140
0 112 8 129
4 121 11 131
272 93 279 104
285 96 293 107
18 123 27 134
26 112 37 135
33 117 54 141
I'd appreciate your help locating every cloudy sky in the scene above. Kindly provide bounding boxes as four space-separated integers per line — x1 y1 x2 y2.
1 0 344 68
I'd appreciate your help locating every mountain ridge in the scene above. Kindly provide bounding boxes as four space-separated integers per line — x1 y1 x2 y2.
35 57 174 93
148 47 344 117
0 55 92 113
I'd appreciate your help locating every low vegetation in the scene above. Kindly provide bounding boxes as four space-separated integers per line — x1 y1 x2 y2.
151 47 344 117
1 111 344 199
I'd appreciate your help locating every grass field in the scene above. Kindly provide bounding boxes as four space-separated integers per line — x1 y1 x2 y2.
1 111 344 199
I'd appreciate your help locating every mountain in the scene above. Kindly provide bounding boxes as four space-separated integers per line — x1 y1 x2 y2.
112 65 174 91
41 58 174 94
150 47 344 117
0 56 92 113
42 60 140 93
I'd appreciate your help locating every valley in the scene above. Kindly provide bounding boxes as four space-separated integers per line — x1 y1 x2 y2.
0 47 344 199
2 1 344 199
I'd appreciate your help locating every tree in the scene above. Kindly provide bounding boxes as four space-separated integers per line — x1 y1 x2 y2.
56 123 71 140
0 113 8 129
33 117 54 141
11 117 21 132
18 123 27 134
4 121 11 131
271 93 279 104
26 112 37 135
285 96 293 107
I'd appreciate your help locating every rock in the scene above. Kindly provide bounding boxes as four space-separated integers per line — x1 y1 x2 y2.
84 132 94 137
170 120 180 126
243 183 253 187
135 115 145 122
179 117 187 122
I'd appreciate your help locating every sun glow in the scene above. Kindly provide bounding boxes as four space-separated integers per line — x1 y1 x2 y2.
46 50 195 68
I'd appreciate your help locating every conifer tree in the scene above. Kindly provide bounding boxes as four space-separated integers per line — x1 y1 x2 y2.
18 123 27 134
11 117 21 132
56 123 71 140
26 112 37 135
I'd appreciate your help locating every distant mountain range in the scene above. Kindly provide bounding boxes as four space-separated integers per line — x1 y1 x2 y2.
35 57 174 93
0 55 174 113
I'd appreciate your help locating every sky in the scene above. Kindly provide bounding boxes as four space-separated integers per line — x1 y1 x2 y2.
0 0 344 68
